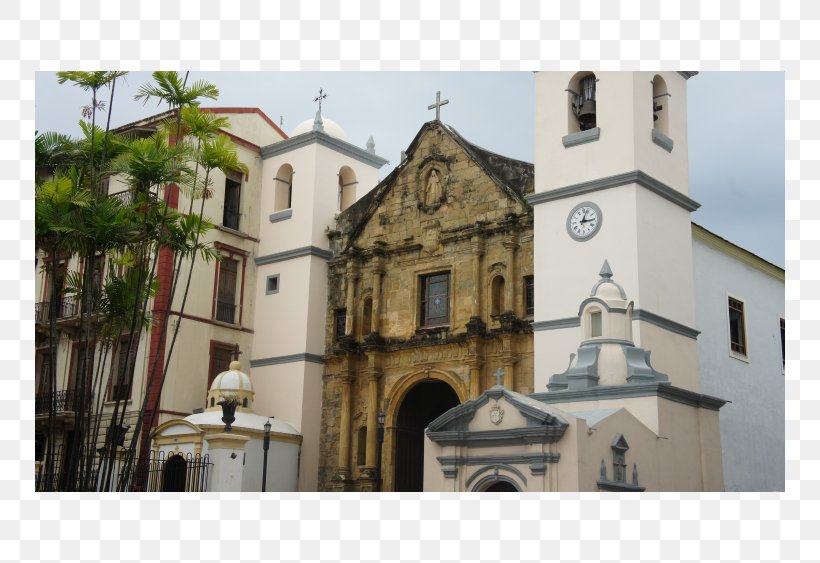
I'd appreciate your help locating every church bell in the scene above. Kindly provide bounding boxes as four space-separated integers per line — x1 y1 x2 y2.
575 75 597 131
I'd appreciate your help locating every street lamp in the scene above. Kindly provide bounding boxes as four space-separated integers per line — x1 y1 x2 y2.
262 418 272 492
376 411 386 492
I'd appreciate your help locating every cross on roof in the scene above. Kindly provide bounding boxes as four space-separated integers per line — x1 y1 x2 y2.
313 87 328 113
232 344 242 361
428 90 449 121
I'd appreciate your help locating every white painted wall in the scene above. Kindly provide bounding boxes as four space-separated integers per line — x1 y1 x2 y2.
693 234 785 491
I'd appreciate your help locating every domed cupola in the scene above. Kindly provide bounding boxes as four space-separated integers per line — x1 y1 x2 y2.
290 111 348 141
548 261 668 391
206 360 254 411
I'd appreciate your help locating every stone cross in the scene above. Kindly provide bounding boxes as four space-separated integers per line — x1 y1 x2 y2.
313 87 328 113
494 367 504 387
428 90 449 121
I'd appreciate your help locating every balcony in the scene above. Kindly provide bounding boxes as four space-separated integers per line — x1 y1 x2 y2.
35 389 93 416
35 299 78 323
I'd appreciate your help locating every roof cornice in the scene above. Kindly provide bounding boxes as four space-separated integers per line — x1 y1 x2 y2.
260 130 389 168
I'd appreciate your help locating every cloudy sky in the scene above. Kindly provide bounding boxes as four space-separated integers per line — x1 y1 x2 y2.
35 71 784 267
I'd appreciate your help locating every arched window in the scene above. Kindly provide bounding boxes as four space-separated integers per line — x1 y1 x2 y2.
338 166 357 212
491 276 505 316
274 164 293 212
568 72 597 133
652 75 669 136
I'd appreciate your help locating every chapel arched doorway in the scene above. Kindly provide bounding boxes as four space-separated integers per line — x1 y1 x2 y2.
162 454 187 492
393 379 459 492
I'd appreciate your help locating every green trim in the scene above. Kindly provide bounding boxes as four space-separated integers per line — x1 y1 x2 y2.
633 309 700 339
530 382 727 411
255 245 333 265
260 130 389 168
526 170 700 212
250 353 325 367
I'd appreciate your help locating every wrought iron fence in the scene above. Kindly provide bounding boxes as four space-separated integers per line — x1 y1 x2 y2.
36 448 212 492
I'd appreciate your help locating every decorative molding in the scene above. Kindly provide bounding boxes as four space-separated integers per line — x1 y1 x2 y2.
269 209 293 223
260 130 389 168
633 309 700 339
531 382 727 411
532 317 580 331
677 71 699 80
250 353 325 367
441 453 561 470
562 127 601 148
526 170 700 212
651 129 674 152
426 426 567 447
597 479 646 492
255 245 334 266
464 463 529 488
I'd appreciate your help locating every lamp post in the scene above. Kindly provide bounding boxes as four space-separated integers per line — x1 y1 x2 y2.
262 418 272 492
376 411 385 492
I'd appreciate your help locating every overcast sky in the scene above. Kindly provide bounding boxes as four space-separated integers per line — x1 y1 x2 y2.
35 71 784 267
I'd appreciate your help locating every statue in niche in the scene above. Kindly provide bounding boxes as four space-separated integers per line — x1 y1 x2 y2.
425 169 443 206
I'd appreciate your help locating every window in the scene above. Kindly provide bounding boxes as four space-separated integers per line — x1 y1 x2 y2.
420 272 450 327
223 170 242 230
335 309 347 340
35 349 51 396
215 258 238 324
208 342 236 389
266 274 280 295
68 340 95 394
338 166 357 212
274 164 293 212
590 311 602 337
728 297 747 357
109 335 137 402
780 317 786 372
524 276 534 317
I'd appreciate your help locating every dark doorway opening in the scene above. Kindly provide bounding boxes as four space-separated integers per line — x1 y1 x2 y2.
483 480 519 492
394 379 459 492
162 454 187 492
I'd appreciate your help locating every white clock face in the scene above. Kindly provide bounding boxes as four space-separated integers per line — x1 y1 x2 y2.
566 202 603 241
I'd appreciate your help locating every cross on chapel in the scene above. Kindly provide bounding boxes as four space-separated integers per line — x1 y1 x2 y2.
428 90 449 121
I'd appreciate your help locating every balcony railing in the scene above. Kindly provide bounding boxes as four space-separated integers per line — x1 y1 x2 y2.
34 299 78 323
34 389 93 415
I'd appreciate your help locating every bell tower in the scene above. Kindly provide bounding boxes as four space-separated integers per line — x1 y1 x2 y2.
529 71 702 392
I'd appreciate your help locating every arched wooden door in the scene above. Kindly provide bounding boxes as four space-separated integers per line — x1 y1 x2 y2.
393 380 459 492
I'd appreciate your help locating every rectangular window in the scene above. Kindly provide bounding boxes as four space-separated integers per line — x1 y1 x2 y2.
780 317 786 372
420 272 450 327
590 311 602 337
209 342 236 389
524 275 534 317
222 171 242 230
335 309 347 340
35 349 52 396
109 335 137 402
728 297 747 356
215 258 238 323
266 274 280 295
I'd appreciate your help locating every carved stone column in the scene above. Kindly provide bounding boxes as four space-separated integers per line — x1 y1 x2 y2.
470 233 485 320
467 336 484 400
364 369 382 468
502 233 519 315
499 334 518 391
335 371 354 481
344 262 358 335
371 253 385 334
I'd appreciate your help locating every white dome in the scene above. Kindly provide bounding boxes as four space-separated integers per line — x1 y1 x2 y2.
290 114 348 141
210 360 253 392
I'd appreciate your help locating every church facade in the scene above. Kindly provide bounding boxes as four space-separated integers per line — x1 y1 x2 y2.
37 72 784 492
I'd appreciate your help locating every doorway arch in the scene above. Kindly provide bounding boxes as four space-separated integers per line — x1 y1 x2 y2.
392 379 460 492
162 454 187 492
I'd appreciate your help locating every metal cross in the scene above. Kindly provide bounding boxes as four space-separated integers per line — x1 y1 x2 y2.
428 90 449 121
313 87 328 113
232 344 242 361
494 368 504 387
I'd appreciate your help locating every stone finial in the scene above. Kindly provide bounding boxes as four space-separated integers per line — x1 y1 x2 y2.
400 150 407 163
312 109 324 132
229 360 241 371
366 136 375 154
599 259 613 279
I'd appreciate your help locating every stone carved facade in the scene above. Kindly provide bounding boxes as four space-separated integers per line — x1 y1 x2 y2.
319 121 535 491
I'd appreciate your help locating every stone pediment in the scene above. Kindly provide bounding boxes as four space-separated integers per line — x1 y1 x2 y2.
335 121 534 252
425 385 568 447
